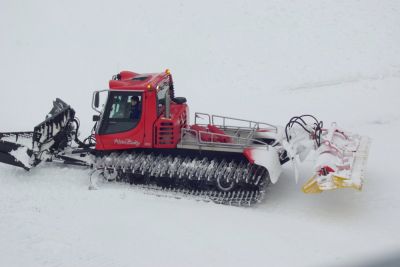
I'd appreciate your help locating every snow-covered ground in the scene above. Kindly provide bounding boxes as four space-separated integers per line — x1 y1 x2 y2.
1 1 400 266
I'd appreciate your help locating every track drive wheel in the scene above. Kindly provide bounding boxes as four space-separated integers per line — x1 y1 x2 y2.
216 176 235 192
102 170 118 181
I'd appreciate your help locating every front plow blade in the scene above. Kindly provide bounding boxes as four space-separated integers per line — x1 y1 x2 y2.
0 98 75 171
302 128 370 193
0 133 34 171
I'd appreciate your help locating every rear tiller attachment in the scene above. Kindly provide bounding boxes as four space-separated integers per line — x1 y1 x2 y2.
282 115 370 193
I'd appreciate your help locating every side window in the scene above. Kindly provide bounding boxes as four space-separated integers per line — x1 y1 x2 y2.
157 79 170 116
98 92 143 135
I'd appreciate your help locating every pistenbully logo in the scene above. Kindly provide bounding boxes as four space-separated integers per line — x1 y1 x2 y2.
113 139 140 145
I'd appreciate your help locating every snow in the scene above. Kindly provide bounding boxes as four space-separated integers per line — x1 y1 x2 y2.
1 0 400 266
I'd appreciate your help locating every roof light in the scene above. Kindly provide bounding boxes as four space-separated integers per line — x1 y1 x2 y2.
165 69 171 75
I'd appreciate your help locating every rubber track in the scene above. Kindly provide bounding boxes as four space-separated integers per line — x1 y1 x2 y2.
94 151 270 206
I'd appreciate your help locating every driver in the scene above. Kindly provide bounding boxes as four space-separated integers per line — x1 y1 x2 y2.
130 96 141 120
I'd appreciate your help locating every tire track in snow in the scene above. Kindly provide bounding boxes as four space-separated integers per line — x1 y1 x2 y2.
287 69 400 91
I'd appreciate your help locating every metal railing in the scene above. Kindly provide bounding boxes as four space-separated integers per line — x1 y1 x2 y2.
194 112 278 132
180 128 269 148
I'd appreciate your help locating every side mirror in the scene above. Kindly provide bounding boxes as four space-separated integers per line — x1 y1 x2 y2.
92 115 100 122
94 92 100 108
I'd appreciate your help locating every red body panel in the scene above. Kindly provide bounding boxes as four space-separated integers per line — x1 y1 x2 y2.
109 72 170 91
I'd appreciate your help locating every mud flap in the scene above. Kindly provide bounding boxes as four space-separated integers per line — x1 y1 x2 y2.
243 146 282 184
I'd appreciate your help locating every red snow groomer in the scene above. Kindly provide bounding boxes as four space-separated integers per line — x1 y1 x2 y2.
0 70 370 206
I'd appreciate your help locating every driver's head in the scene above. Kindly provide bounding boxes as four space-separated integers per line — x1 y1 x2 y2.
131 96 139 106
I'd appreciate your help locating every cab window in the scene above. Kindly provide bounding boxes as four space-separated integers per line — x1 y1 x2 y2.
157 79 170 116
98 91 142 135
